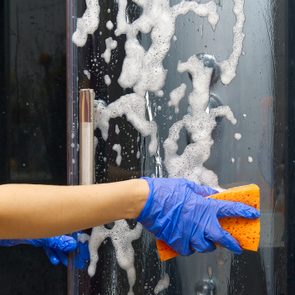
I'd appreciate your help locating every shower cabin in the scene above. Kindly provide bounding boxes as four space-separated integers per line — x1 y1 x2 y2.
66 0 292 295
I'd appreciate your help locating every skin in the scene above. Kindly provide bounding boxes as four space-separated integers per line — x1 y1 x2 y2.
0 179 149 239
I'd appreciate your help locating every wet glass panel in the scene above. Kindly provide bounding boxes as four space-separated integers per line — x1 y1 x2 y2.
68 0 290 294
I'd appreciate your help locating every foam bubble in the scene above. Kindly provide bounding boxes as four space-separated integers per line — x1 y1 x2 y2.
106 20 114 30
234 133 242 140
83 69 91 80
112 144 122 166
115 124 120 134
104 75 111 86
169 83 187 113
88 221 142 295
102 37 118 64
154 273 170 294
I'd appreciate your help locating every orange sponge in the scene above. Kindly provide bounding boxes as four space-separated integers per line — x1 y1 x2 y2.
156 184 260 261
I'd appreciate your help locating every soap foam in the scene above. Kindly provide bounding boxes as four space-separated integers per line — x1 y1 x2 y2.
220 0 245 84
234 133 242 140
169 83 187 113
72 0 100 47
106 20 114 30
83 69 91 80
74 0 246 290
154 273 170 294
104 74 111 86
102 37 118 64
88 221 142 295
112 144 122 166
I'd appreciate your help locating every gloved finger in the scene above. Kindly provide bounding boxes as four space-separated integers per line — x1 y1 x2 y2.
190 234 216 253
190 182 218 197
55 250 69 267
44 248 60 265
216 200 260 219
47 236 78 253
74 241 90 269
205 220 242 254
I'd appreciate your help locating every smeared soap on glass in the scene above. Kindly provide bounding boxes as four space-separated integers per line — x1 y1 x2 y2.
112 144 122 166
83 69 91 80
88 221 142 295
72 0 100 47
74 0 246 290
102 37 117 64
169 83 187 113
106 20 114 30
234 133 242 140
154 273 170 294
104 74 111 86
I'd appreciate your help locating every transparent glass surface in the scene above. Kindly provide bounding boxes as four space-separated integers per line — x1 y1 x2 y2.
67 0 289 294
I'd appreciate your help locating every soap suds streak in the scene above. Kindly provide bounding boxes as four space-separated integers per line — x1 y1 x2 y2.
169 83 187 113
94 93 158 155
106 20 114 30
102 37 118 64
220 0 245 84
88 221 142 295
83 69 91 80
72 0 100 47
104 74 111 86
112 144 122 166
154 273 170 294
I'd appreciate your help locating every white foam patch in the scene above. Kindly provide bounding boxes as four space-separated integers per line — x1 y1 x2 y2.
102 37 118 64
164 56 237 189
94 93 158 155
220 0 245 84
72 0 100 47
234 133 242 140
88 221 142 295
104 74 111 86
115 124 120 134
112 144 122 166
83 69 91 80
116 0 219 96
106 20 114 30
154 273 170 294
169 83 187 113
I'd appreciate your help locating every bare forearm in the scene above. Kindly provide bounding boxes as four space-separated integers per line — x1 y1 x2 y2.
0 179 149 239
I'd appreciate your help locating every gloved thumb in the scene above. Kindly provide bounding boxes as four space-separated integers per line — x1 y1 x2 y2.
44 248 61 265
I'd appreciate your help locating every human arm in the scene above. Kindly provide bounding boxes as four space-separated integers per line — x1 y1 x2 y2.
0 179 148 239
0 178 260 256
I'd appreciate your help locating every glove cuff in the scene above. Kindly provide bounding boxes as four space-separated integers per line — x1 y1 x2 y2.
136 177 155 223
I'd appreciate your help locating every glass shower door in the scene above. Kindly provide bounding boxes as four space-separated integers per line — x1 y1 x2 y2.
66 0 288 294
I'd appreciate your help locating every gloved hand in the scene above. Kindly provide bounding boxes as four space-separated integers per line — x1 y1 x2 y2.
137 177 260 256
0 234 89 268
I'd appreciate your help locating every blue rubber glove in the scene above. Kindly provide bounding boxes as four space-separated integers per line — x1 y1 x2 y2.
137 178 260 255
0 234 89 268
